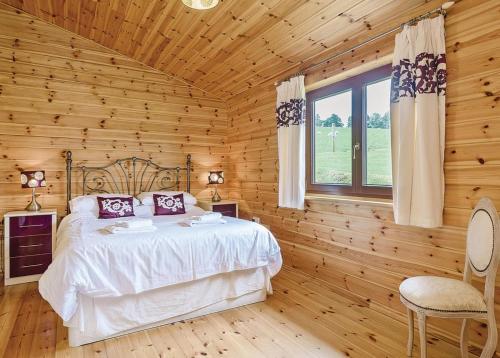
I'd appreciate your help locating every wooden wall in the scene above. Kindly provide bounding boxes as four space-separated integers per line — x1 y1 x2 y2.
1 0 499 354
0 5 228 273
227 0 500 353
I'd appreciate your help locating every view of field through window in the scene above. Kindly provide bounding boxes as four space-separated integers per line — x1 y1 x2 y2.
313 78 392 186
365 79 392 186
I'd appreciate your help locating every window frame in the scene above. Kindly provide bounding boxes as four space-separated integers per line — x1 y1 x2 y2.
306 64 393 199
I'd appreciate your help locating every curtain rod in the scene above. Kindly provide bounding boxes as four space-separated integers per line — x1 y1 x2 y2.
274 1 455 87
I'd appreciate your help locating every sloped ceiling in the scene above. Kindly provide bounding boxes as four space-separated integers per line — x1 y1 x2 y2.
1 0 448 99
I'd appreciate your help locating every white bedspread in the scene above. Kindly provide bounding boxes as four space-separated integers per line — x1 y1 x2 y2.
39 207 282 322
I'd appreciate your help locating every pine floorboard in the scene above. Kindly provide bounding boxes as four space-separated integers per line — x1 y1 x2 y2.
0 266 473 358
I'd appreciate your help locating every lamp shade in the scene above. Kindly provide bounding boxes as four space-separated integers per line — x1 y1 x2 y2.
21 170 46 188
208 171 224 184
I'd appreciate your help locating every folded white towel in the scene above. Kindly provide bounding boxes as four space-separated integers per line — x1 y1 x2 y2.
115 218 153 229
190 212 223 223
185 218 227 227
102 225 157 234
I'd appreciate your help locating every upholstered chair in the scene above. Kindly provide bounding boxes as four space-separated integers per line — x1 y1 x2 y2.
399 197 499 358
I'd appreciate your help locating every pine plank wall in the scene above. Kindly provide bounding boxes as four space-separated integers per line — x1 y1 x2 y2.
0 5 227 271
0 0 499 355
226 0 500 354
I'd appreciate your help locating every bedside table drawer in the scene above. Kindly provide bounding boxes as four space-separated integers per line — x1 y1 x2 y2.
10 215 52 237
4 209 57 285
10 253 51 278
212 204 237 218
10 234 52 257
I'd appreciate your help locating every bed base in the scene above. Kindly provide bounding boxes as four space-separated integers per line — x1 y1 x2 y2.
68 287 267 347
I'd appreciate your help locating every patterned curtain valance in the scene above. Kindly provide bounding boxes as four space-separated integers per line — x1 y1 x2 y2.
390 52 447 102
276 98 306 127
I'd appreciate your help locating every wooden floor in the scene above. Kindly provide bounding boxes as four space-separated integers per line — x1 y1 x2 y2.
0 267 474 358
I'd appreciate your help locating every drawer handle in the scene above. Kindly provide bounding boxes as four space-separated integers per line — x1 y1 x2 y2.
19 244 44 248
21 263 44 268
19 224 45 228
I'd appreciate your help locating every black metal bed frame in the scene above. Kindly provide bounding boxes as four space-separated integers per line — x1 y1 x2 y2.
65 151 191 213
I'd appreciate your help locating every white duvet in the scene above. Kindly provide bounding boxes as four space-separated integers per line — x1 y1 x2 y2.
39 207 282 322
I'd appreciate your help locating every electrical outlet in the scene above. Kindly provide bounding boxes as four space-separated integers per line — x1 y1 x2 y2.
252 216 261 224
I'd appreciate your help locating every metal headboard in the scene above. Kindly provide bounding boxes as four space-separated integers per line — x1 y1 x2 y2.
65 151 191 214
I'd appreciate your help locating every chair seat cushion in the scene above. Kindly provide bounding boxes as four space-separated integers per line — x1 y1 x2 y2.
399 276 486 313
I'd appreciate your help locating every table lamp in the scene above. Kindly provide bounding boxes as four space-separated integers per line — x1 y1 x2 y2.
208 171 224 202
21 170 46 211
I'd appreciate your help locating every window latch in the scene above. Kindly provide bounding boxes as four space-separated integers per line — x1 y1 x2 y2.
353 142 360 159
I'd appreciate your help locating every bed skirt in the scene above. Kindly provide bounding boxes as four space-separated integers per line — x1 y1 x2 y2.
66 267 271 347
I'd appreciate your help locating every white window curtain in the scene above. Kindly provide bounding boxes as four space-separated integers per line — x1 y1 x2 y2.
276 75 306 210
390 15 447 228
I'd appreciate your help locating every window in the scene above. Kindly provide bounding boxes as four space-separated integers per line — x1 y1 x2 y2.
306 64 392 198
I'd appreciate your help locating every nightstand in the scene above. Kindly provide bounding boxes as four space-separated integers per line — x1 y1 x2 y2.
4 209 57 285
198 200 238 218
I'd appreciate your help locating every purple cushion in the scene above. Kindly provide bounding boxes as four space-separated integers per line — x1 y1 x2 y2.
97 196 135 219
154 193 186 215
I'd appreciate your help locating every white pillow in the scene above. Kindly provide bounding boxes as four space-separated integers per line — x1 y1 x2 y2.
69 194 140 214
133 204 154 217
137 191 197 206
185 204 197 212
134 204 197 217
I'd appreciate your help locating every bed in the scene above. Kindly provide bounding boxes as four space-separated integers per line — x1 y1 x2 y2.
38 152 282 347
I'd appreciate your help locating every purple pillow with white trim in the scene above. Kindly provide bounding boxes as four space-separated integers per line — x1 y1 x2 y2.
153 193 186 215
97 196 135 219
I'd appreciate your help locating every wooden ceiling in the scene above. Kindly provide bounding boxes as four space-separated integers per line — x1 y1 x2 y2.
1 0 448 99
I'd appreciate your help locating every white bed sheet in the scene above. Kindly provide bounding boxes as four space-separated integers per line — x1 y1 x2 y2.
39 206 282 322
67 267 270 344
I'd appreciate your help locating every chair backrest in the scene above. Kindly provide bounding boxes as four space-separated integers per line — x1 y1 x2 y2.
465 198 500 309
466 198 500 279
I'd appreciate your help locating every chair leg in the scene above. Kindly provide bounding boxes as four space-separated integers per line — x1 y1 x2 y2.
480 310 498 358
417 311 427 358
407 308 414 357
460 319 469 358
